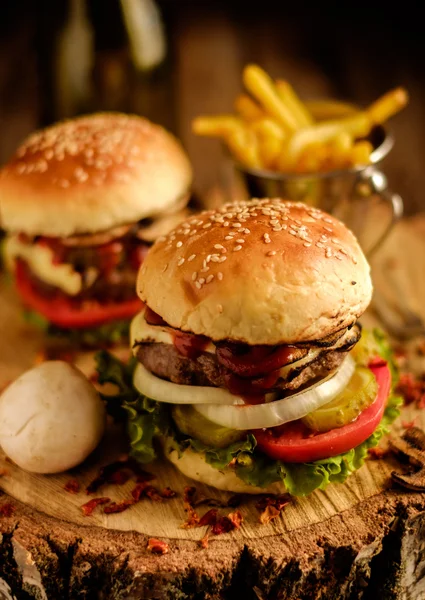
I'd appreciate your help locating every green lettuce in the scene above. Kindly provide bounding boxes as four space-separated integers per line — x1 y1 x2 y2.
182 392 401 496
95 329 402 496
95 351 169 462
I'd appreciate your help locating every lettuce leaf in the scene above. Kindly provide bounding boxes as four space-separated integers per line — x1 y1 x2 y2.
95 351 169 462
95 329 402 495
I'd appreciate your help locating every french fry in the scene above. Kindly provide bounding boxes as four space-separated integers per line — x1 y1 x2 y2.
275 80 314 127
243 65 299 132
305 99 359 121
250 118 286 169
234 94 264 121
286 113 371 163
226 128 262 169
366 87 409 125
349 140 374 166
192 116 242 138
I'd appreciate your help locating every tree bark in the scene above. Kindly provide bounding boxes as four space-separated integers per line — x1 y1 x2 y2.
1 489 425 599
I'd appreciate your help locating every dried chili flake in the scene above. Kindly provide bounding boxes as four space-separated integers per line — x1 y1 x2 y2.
402 419 417 430
255 495 290 524
396 373 425 408
259 505 280 525
160 487 177 499
86 459 155 494
368 447 388 460
81 497 110 516
183 486 197 505
198 532 210 549
227 510 243 529
131 482 149 502
64 479 80 494
181 508 200 529
145 486 163 502
147 538 169 555
0 503 15 517
211 510 243 535
198 509 218 527
104 500 135 514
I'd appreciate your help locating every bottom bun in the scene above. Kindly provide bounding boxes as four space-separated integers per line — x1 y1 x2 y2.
163 436 286 495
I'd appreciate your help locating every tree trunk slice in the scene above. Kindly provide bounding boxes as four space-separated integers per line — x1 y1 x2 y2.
1 217 425 599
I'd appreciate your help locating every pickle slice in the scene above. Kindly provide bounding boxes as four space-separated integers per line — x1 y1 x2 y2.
302 366 378 432
171 405 245 448
350 329 381 367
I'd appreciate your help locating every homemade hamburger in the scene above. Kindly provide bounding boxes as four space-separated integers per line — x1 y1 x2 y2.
127 199 399 496
0 113 192 345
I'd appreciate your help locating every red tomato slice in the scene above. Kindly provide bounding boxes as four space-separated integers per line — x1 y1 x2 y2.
254 362 391 463
15 261 143 329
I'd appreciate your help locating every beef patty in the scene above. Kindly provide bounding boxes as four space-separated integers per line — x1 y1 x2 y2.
135 324 360 393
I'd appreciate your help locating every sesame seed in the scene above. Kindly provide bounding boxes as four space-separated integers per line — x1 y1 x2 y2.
200 266 209 273
214 244 224 250
244 229 251 234
223 221 230 227
324 227 333 233
217 304 223 313
199 278 206 284
267 250 277 256
218 256 227 262
192 272 197 281
206 274 214 283
232 223 242 228
217 272 223 281
234 245 242 251
225 236 233 241
188 254 196 262
203 223 212 229
236 239 245 243
178 258 185 266
303 242 312 247
325 248 333 258
324 218 333 223
289 230 296 236
316 242 324 248
162 264 168 273
335 254 343 260
195 281 202 289
176 241 183 248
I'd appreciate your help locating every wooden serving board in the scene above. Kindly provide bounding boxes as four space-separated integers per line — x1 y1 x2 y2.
1 216 425 599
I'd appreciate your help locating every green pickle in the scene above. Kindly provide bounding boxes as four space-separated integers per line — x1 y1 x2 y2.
302 366 378 432
172 405 244 448
350 329 380 367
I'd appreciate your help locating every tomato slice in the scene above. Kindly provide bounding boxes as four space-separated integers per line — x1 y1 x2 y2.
15 261 143 329
254 362 391 463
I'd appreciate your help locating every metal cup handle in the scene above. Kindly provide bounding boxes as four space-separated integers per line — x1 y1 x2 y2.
353 166 404 257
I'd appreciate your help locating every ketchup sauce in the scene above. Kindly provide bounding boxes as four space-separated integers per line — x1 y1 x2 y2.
173 332 209 360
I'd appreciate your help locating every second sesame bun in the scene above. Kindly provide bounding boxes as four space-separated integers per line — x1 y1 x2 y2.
137 199 372 345
0 113 192 237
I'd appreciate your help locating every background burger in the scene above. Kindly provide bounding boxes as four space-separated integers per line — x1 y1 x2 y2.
99 198 400 496
0 113 192 346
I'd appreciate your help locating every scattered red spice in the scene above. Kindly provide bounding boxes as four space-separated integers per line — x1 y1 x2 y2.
147 538 169 555
255 495 290 524
160 487 177 499
402 419 417 430
198 509 218 527
64 479 80 494
86 459 155 494
131 482 150 502
212 510 243 535
81 497 110 516
0 503 15 517
144 486 163 502
104 500 135 514
198 532 210 549
396 373 425 408
368 447 388 460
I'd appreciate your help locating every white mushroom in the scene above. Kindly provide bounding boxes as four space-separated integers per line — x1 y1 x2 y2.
0 361 106 474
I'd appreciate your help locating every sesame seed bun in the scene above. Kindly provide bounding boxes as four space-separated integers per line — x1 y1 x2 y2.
0 113 192 237
137 199 372 345
163 435 286 494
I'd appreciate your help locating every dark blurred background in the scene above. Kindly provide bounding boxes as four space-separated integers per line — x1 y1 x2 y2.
0 0 424 212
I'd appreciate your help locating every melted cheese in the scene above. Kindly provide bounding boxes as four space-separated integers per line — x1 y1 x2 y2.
4 236 82 296
130 310 216 353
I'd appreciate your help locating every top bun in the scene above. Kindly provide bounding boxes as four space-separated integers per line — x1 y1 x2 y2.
137 199 372 345
0 113 192 237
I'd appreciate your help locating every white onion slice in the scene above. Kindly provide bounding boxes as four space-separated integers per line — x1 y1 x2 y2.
133 363 245 405
195 355 355 430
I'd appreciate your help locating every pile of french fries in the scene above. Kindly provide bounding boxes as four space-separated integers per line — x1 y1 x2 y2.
192 65 408 174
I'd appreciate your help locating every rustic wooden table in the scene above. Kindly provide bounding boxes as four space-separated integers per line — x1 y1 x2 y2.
1 5 425 599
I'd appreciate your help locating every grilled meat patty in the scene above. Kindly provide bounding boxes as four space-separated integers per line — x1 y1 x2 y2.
135 324 361 393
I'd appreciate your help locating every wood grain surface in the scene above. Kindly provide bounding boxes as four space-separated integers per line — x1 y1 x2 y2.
1 215 425 599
